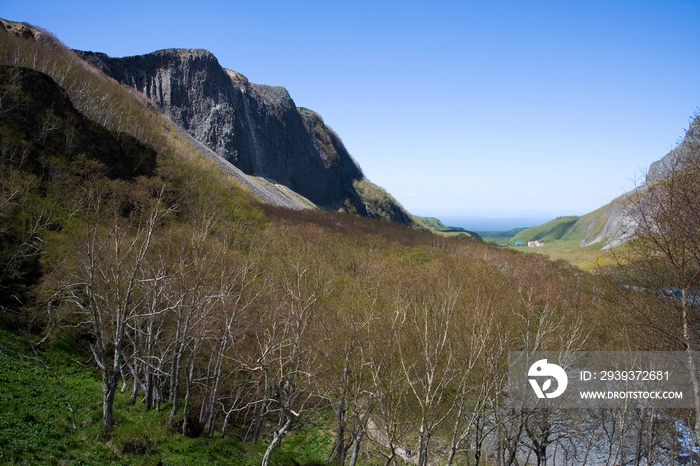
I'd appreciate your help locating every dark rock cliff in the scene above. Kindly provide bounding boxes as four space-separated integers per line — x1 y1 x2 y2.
76 49 387 216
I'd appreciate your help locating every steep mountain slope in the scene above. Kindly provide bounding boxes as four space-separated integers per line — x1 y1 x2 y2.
0 63 160 310
647 115 700 183
76 48 413 224
572 193 636 248
0 64 156 179
516 114 700 249
0 18 318 215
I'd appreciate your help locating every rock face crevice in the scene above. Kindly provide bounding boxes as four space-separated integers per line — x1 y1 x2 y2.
77 49 366 210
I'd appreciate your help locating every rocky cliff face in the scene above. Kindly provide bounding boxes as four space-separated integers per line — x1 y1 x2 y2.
76 49 404 220
646 115 700 184
574 115 700 249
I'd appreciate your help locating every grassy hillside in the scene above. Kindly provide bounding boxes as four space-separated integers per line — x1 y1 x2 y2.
412 216 484 241
414 216 452 231
507 215 614 269
508 189 635 251
509 216 581 243
477 227 527 239
347 178 415 224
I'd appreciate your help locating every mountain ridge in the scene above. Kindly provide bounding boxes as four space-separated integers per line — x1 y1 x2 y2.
75 47 414 224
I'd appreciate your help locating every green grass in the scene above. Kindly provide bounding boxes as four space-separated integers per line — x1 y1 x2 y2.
509 216 581 243
413 217 485 240
0 328 337 465
414 216 451 231
474 227 528 241
0 329 104 464
504 238 611 270
501 213 622 269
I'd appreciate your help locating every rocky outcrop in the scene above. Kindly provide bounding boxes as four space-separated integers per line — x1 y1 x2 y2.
0 19 56 44
76 48 412 223
571 115 700 249
519 115 700 249
646 115 700 183
575 194 636 249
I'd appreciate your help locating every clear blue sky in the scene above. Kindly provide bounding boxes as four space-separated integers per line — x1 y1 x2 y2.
4 0 700 229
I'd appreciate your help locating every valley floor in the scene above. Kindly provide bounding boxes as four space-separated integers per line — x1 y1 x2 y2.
481 237 613 270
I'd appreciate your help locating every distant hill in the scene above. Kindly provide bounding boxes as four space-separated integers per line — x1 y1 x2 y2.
508 198 632 249
510 216 580 243
513 114 700 249
476 227 526 240
413 216 483 240
415 216 455 231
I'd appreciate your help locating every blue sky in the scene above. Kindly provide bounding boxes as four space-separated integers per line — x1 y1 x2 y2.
4 0 700 229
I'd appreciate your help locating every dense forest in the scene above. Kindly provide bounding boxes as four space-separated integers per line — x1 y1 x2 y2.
2 20 700 465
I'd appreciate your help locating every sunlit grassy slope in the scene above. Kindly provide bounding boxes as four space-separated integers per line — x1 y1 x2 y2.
501 216 612 270
0 329 334 465
509 216 581 243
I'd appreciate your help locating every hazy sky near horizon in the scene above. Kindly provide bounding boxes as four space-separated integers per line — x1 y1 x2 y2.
4 1 700 227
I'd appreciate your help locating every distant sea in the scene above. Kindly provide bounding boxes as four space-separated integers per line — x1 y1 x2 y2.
437 216 553 233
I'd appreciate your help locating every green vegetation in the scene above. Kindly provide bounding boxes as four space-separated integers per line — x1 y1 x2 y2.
347 178 414 224
412 216 482 241
505 193 635 252
495 216 615 269
414 215 480 233
413 216 451 231
509 238 611 270
0 329 98 464
0 329 335 465
476 226 527 240
509 216 581 243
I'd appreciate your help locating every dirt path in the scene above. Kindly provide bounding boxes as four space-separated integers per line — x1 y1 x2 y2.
366 419 419 465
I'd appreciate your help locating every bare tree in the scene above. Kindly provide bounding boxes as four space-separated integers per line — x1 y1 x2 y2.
243 225 337 466
326 258 385 465
54 180 172 431
445 280 508 466
394 272 463 466
609 127 700 441
200 247 261 437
